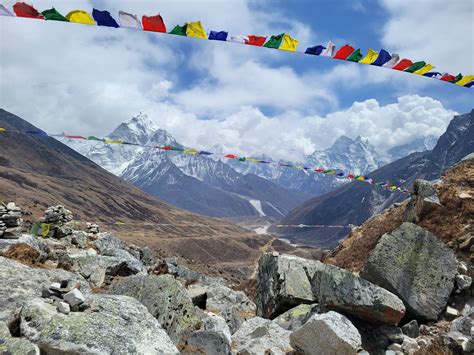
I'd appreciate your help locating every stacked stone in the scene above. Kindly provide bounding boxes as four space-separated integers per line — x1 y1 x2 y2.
0 202 23 239
86 223 100 234
38 205 74 238
42 280 86 315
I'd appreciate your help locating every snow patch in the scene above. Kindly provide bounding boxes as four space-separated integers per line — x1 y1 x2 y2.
249 199 266 217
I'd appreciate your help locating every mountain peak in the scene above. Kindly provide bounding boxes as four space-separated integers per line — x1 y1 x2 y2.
109 112 158 145
125 111 158 132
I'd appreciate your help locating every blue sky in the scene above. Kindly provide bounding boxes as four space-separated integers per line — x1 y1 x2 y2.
0 0 473 159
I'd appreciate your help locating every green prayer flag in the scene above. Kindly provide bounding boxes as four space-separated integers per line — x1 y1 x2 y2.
88 136 104 141
263 34 284 49
171 146 184 151
30 222 42 236
42 8 68 21
404 61 426 73
454 73 463 82
169 24 187 36
239 157 247 162
346 49 363 62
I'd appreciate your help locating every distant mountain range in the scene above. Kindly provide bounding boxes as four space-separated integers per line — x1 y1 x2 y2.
62 112 438 220
276 109 474 249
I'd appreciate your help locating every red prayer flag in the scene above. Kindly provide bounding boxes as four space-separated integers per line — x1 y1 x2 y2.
162 145 172 151
440 74 456 82
65 135 86 139
315 168 325 172
347 174 355 179
245 35 267 46
224 154 238 159
392 59 413 71
142 14 166 33
13 2 44 19
333 44 355 60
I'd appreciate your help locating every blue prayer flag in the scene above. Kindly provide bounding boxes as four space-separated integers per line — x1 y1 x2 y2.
423 72 441 78
199 151 213 155
26 130 48 136
305 45 326 55
371 49 392 66
92 9 119 28
208 31 228 41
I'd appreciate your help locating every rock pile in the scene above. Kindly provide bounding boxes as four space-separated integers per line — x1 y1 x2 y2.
36 205 73 238
86 222 100 234
41 280 86 315
0 202 23 239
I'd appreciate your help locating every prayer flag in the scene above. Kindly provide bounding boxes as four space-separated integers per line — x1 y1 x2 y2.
184 149 199 154
346 49 363 62
104 139 123 144
465 81 474 88
26 130 48 136
315 168 325 172
239 157 247 162
225 154 238 159
93 9 119 28
371 49 392 66
264 34 284 48
455 75 474 86
88 136 104 141
359 49 379 64
279 34 299 51
208 31 228 41
305 45 326 55
66 10 96 25
423 72 442 78
321 41 336 56
404 61 426 73
42 7 68 21
392 59 413 71
64 135 86 139
162 146 172 151
186 21 206 39
333 44 355 60
0 128 6 132
324 170 336 174
453 73 463 83
171 146 184 151
199 150 213 155
245 35 266 46
13 2 43 19
169 24 187 36
229 35 248 43
383 53 400 68
41 223 50 238
0 4 14 16
142 14 166 32
413 64 434 75
118 11 142 29
440 74 456 82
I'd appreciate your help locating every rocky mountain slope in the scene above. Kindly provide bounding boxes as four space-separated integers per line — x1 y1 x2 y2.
0 171 471 354
62 113 307 219
277 109 474 249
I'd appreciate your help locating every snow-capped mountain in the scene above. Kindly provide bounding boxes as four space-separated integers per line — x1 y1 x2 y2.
386 135 437 161
61 113 307 219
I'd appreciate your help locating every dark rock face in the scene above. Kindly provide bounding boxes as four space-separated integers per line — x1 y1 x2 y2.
360 223 456 321
256 253 405 325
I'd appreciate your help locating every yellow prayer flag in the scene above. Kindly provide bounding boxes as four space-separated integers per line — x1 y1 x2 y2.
279 34 299 51
359 49 379 64
186 21 207 39
455 75 474 86
0 128 6 132
104 139 124 144
66 10 96 25
247 157 260 163
413 64 434 75
41 223 50 238
184 149 199 154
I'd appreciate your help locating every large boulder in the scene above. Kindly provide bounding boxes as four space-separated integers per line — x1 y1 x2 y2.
0 321 39 355
404 180 441 223
360 223 456 321
108 274 202 345
205 283 257 333
257 253 405 325
256 252 319 319
231 317 293 354
290 311 362 355
20 295 179 354
311 262 406 325
0 256 90 323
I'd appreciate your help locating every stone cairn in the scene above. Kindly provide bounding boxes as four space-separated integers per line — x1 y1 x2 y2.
0 202 23 239
42 280 87 315
36 205 74 239
86 223 100 235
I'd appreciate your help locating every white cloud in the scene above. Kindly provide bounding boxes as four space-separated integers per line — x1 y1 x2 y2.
380 0 474 75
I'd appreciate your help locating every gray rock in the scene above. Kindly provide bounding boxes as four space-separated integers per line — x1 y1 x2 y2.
0 256 90 323
71 231 88 248
450 305 473 336
93 233 124 256
139 246 157 266
168 263 226 286
231 317 293 355
290 311 362 355
401 335 420 353
20 295 179 354
201 312 232 345
256 253 320 319
182 330 231 355
273 303 322 331
187 285 208 309
63 288 85 307
455 274 472 291
387 343 403 351
0 235 49 262
401 320 420 338
0 321 40 355
404 180 441 223
310 262 406 325
445 306 459 321
108 274 202 345
206 283 256 333
57 302 70 315
361 223 456 321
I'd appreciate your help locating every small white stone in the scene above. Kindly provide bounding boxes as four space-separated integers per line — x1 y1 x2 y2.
445 306 459 320
387 343 402 352
417 338 428 347
455 274 472 291
63 288 85 307
6 202 16 210
57 302 70 315
49 282 61 291
457 261 468 274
